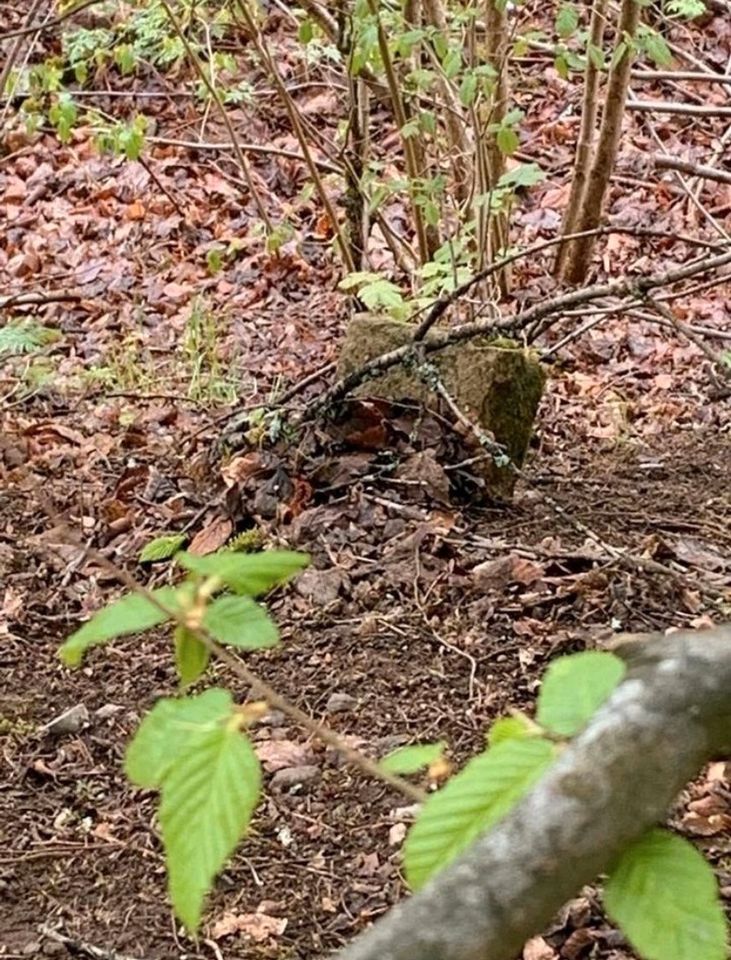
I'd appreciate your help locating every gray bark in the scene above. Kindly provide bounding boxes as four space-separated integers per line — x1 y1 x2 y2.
334 626 731 960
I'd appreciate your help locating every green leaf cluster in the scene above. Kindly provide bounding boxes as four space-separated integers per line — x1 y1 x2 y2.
403 650 626 888
0 320 60 358
126 689 261 931
59 549 309 681
60 548 308 927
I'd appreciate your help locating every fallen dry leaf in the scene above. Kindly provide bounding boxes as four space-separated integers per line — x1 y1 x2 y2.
188 516 233 555
211 911 287 942
523 935 557 960
256 739 312 772
221 452 265 488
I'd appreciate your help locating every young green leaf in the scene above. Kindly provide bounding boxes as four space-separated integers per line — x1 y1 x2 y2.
487 713 538 746
536 651 625 736
587 42 606 70
48 93 77 143
297 17 314 43
404 738 556 890
665 0 706 16
139 533 187 563
380 741 446 775
610 39 629 69
176 550 309 596
125 688 231 788
160 709 261 931
338 270 382 291
460 72 478 106
496 125 519 156
174 626 210 687
555 3 579 38
205 248 225 276
203 595 279 649
498 163 545 189
605 829 726 960
358 278 405 311
60 586 188 667
640 27 672 67
125 689 261 932
554 52 570 79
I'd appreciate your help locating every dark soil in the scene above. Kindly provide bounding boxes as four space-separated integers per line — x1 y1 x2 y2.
2 394 730 958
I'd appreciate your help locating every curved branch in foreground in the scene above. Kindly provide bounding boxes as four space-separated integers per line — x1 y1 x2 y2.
334 626 731 960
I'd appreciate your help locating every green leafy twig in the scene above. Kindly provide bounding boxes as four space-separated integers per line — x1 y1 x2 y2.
49 515 426 805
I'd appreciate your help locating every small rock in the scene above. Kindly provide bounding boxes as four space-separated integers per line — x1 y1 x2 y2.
22 942 41 956
44 704 89 737
295 568 344 605
261 709 286 728
388 822 407 846
270 765 320 791
94 703 123 720
325 692 358 714
41 941 66 956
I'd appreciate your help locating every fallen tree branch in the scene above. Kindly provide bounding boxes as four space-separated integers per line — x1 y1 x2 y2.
654 154 731 186
627 98 731 117
0 291 81 309
147 136 343 174
0 0 106 42
334 625 731 960
301 245 731 421
633 68 731 85
412 225 721 342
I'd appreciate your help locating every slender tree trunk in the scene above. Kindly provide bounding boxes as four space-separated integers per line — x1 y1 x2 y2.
555 0 609 277
366 0 434 263
344 75 370 271
422 0 472 205
561 0 642 284
478 0 511 294
402 0 441 259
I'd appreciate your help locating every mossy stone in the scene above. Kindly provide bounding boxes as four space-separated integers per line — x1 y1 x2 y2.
337 314 547 499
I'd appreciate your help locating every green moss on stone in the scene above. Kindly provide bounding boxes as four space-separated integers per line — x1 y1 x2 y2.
337 314 547 499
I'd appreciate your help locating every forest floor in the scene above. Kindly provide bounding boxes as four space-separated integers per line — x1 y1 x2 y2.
1 3 731 959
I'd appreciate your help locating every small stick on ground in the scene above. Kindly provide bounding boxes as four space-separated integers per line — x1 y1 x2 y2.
39 925 145 960
0 291 81 309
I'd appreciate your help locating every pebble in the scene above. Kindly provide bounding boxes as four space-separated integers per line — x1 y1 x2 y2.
270 765 320 791
94 703 123 720
325 692 358 714
44 704 89 737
